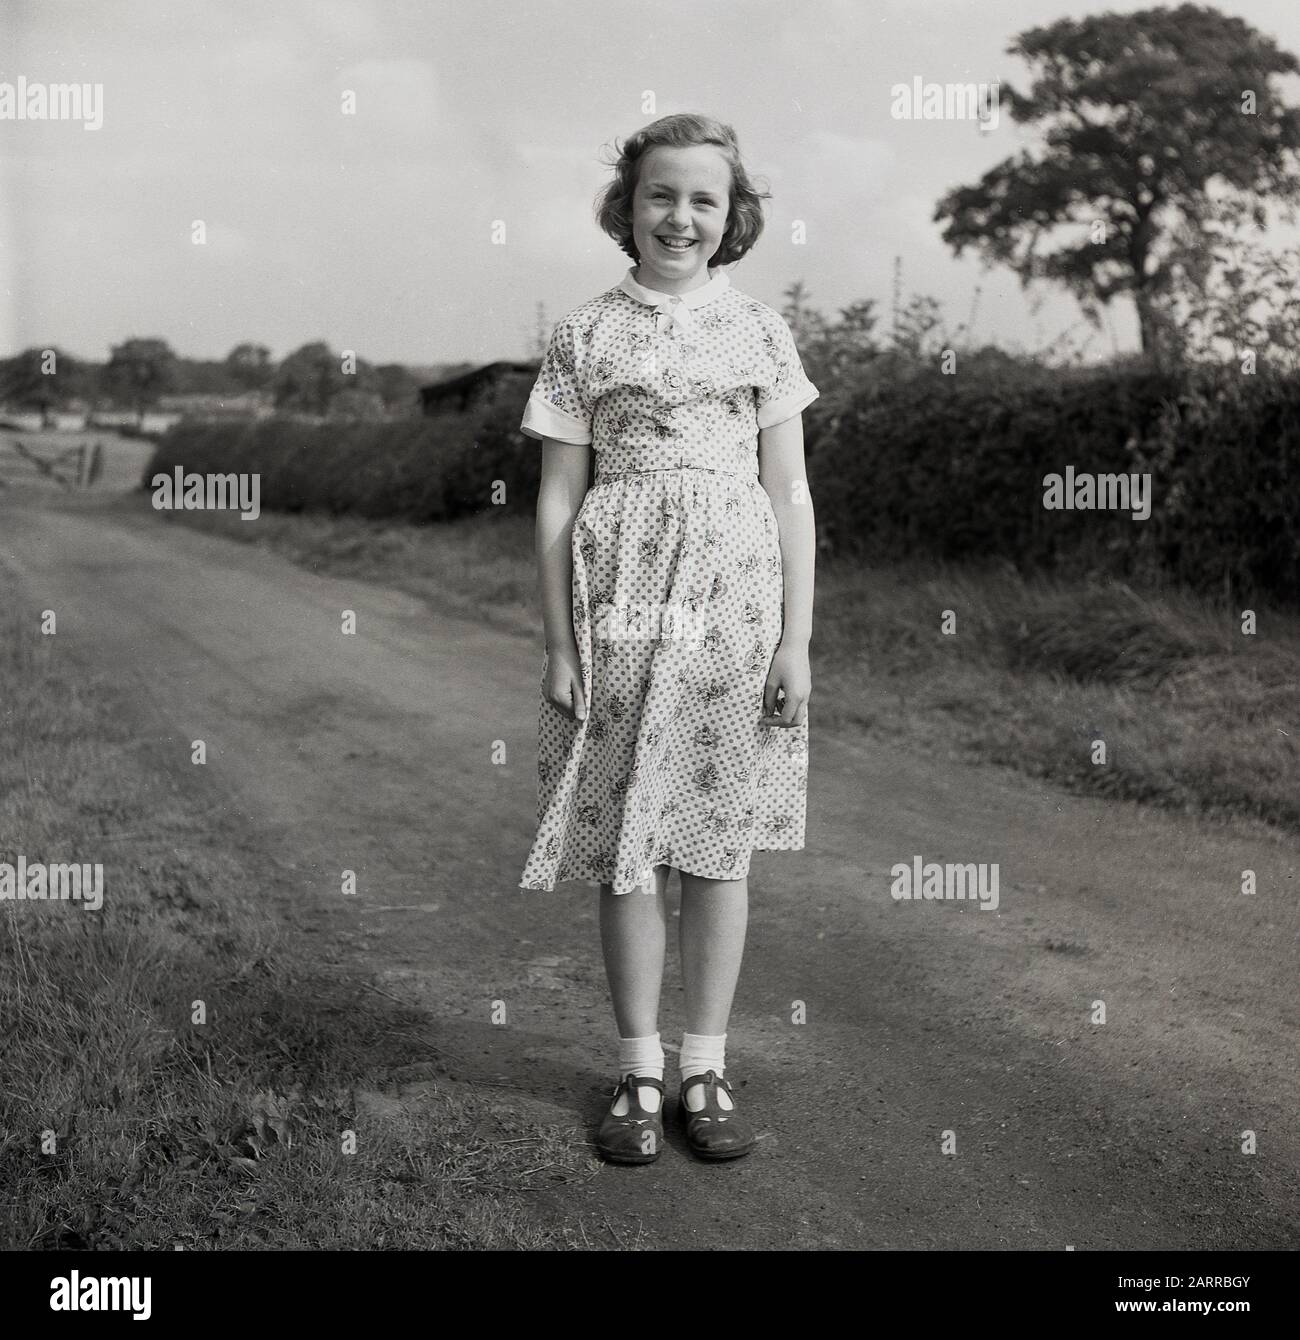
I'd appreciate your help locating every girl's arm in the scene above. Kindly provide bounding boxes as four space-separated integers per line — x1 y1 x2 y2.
757 414 815 647
536 438 593 652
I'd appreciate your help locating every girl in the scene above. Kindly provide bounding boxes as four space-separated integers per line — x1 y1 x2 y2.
519 113 817 1163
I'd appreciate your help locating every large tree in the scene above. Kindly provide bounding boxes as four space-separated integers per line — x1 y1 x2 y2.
107 338 179 425
272 342 349 416
226 342 273 390
934 3 1300 364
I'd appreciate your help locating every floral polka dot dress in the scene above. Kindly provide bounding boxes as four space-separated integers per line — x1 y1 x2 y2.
519 265 818 896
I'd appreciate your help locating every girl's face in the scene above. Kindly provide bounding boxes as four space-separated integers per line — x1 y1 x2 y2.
630 144 732 292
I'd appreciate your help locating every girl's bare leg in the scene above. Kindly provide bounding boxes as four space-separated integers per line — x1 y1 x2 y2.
599 865 671 1114
599 864 671 1038
678 872 748 1035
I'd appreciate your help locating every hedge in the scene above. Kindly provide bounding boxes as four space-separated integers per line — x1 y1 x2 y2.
143 358 1298 608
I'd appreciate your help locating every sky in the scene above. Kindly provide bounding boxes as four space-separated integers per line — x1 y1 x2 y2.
2 0 1299 370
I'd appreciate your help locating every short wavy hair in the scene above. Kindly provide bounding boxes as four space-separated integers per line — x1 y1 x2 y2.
594 113 771 268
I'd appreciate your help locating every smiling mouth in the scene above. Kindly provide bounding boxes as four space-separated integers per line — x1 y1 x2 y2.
656 236 697 251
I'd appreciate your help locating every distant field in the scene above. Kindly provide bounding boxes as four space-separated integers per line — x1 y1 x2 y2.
0 427 155 495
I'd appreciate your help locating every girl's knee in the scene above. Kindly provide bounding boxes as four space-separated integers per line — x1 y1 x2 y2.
680 871 748 895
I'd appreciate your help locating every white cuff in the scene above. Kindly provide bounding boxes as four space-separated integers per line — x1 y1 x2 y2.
521 392 592 445
756 384 819 430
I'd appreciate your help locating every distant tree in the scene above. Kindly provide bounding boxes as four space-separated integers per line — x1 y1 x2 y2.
893 296 945 359
176 360 244 395
934 3 1300 366
107 338 179 425
832 300 881 355
779 280 830 345
273 342 349 416
372 362 420 410
803 299 883 384
328 388 389 421
226 342 274 390
0 347 89 424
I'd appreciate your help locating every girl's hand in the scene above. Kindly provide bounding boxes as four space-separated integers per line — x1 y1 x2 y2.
544 640 588 721
761 641 811 728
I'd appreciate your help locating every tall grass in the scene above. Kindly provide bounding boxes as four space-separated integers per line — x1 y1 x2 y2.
808 557 1300 829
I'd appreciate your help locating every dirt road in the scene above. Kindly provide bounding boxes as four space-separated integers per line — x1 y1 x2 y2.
2 486 1296 1249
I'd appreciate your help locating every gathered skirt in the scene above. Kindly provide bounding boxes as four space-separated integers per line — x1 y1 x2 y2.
519 466 808 895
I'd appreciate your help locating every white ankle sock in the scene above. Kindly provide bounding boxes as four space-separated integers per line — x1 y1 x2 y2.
612 1032 664 1114
679 1032 732 1111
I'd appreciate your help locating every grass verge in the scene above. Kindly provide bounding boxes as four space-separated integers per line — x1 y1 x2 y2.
0 598 598 1249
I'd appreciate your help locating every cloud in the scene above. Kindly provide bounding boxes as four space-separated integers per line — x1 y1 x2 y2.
795 130 895 204
335 57 440 147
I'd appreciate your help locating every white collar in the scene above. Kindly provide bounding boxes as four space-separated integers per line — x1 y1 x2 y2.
618 266 730 333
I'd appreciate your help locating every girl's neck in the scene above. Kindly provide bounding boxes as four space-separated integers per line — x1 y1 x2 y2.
632 262 715 297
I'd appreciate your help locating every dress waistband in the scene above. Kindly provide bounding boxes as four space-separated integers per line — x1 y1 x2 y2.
595 465 747 482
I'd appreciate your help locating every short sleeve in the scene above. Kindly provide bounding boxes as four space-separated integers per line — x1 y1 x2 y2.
754 311 819 430
520 316 592 445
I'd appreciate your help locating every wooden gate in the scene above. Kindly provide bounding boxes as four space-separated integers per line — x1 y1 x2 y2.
0 439 104 490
